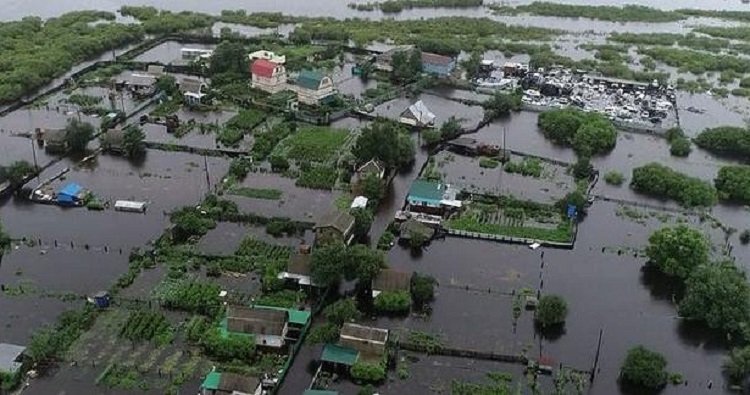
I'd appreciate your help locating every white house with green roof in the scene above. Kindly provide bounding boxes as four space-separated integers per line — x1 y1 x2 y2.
290 70 335 106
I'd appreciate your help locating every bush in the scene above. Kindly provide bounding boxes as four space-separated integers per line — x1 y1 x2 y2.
480 157 500 169
694 126 750 157
725 346 750 383
620 346 668 389
411 273 436 309
170 207 216 242
504 158 542 176
645 225 708 279
715 165 750 204
373 290 411 314
350 361 387 383
307 322 340 344
324 298 361 325
538 109 616 155
269 155 290 172
604 171 624 186
630 163 717 207
669 137 691 157
535 294 568 328
201 328 255 363
64 118 95 152
741 230 750 245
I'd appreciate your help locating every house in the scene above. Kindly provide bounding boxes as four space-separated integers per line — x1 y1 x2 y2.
249 50 286 64
0 343 26 377
146 65 165 76
399 218 436 243
339 323 389 359
290 70 336 106
254 305 311 341
314 208 355 245
406 179 461 215
201 371 262 395
42 128 67 153
180 77 208 105
320 343 360 371
371 269 411 298
277 249 318 287
374 45 414 72
421 52 456 76
250 59 288 94
126 73 157 97
57 182 85 206
399 100 436 128
356 159 385 180
101 127 125 154
225 305 289 349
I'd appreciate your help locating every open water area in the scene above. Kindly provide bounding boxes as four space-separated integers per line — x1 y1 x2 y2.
2 2 750 394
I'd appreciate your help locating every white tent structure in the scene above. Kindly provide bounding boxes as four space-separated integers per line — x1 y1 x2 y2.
399 100 436 127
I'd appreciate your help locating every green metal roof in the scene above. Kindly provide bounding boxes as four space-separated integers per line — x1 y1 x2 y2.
408 179 444 204
297 70 324 90
201 371 221 390
304 390 339 395
254 305 311 326
321 343 359 366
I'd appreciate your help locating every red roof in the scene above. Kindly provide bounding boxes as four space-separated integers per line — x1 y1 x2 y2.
251 59 277 78
421 52 453 66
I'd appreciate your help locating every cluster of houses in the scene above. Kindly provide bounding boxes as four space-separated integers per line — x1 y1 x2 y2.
249 50 336 106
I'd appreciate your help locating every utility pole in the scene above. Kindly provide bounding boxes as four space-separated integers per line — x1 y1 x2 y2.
590 328 604 383
203 155 211 192
30 138 39 177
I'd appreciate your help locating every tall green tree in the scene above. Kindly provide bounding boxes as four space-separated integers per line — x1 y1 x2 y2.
679 261 750 336
461 51 483 80
620 346 668 389
210 41 247 76
0 220 11 253
155 74 178 96
1 161 35 186
725 346 750 384
311 242 348 287
645 225 709 279
351 208 374 239
391 49 422 82
353 119 415 169
64 118 95 152
535 294 568 328
122 124 145 158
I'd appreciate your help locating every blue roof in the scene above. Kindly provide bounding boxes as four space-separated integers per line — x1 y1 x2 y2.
407 179 444 206
59 183 83 197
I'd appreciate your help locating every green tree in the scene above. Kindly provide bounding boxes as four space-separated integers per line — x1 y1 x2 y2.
725 346 750 384
210 41 247 76
572 119 616 155
483 91 521 121
669 137 691 157
694 126 750 158
122 124 145 158
1 161 35 186
645 225 708 279
350 361 387 383
631 163 717 207
715 165 750 204
461 51 483 80
170 207 216 242
324 298 361 325
155 74 178 96
410 273 436 309
354 119 415 169
346 244 385 282
439 116 462 140
311 242 348 287
64 118 95 152
351 207 374 239
374 291 411 313
679 261 750 335
572 156 593 180
391 48 422 82
620 346 668 389
201 328 255 363
0 221 10 252
557 190 586 216
535 294 568 328
604 170 624 186
361 172 385 203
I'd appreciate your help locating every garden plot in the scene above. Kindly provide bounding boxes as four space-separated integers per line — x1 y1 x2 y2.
428 151 575 204
195 222 306 257
225 172 341 222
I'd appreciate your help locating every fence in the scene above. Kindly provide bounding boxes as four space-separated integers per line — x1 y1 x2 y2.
446 228 575 249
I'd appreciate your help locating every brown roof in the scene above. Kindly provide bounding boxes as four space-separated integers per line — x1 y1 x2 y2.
314 208 355 234
179 77 204 94
226 306 287 336
44 128 67 143
102 127 124 146
372 269 411 292
287 253 312 275
218 372 260 393
340 323 388 343
421 52 454 66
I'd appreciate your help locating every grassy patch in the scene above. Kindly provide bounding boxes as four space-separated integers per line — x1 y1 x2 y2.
228 186 283 200
296 165 338 190
479 157 500 169
274 126 349 163
119 310 173 346
98 364 148 390
504 157 543 177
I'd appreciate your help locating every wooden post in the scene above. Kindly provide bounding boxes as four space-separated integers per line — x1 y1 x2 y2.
590 328 603 383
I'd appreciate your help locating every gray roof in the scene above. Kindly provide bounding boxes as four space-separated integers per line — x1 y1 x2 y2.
372 269 411 292
0 343 26 374
314 208 355 234
129 74 156 87
218 372 260 393
226 306 287 336
340 323 388 343
180 77 204 94
44 128 67 143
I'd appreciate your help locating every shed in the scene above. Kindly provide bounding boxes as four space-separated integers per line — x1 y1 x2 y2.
201 371 261 395
43 128 68 153
320 343 359 367
421 52 456 76
180 77 207 105
356 159 385 180
350 196 368 209
372 269 411 297
57 182 84 206
399 100 436 127
101 127 125 153
339 323 389 358
0 343 26 375
314 208 355 245
115 200 147 213
225 305 289 348
92 291 111 308
277 252 317 286
407 179 445 208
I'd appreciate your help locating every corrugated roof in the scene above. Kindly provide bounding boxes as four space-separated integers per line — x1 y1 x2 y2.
179 77 204 94
321 343 359 366
251 58 278 78
0 343 25 374
421 52 454 66
255 305 311 326
201 371 221 390
408 179 444 202
226 305 287 336
59 182 83 197
401 100 436 125
296 70 324 90
314 208 355 234
340 323 388 343
372 269 411 292
287 253 312 275
218 372 260 393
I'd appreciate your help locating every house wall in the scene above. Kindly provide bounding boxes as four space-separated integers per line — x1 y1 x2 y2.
251 72 287 94
292 77 335 105
339 337 386 357
256 334 284 348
